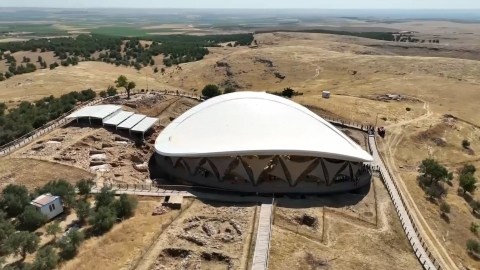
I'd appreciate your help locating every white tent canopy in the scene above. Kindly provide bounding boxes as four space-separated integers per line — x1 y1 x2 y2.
155 91 373 162
117 114 146 130
131 117 159 133
103 111 135 126
66 105 121 120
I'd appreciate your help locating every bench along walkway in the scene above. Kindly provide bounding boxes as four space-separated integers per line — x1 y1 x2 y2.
251 202 274 270
368 135 436 269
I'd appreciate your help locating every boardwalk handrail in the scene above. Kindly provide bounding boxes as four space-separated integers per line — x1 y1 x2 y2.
368 135 441 270
1 91 443 269
0 90 200 156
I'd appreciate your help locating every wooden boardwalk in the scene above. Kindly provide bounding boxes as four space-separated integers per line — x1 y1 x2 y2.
252 203 274 270
368 135 436 269
86 186 272 203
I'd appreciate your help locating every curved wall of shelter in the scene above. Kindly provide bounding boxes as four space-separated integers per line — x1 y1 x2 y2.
154 153 371 194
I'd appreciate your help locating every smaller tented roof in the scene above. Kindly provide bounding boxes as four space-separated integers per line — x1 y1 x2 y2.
131 117 158 133
31 193 58 207
117 114 146 129
103 111 135 126
66 105 121 120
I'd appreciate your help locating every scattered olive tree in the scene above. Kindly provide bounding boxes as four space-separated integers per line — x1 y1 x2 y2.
45 222 62 240
0 184 30 216
57 228 84 260
5 231 39 260
202 85 221 98
115 75 136 99
19 206 48 230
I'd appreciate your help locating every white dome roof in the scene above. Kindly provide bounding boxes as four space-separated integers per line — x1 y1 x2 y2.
155 91 373 162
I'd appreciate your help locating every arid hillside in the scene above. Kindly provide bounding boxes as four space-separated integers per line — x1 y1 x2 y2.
153 32 480 126
0 61 180 103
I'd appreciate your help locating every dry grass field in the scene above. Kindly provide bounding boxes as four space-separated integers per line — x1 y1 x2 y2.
2 26 480 269
0 158 94 191
0 61 179 103
269 177 421 270
60 198 189 270
0 50 59 73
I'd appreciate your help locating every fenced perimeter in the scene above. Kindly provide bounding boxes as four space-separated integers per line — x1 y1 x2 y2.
1 90 444 270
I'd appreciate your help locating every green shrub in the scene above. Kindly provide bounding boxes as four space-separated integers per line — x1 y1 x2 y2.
76 179 94 197
45 222 62 239
5 231 39 259
406 107 411 111
202 85 221 98
1 184 30 216
99 91 107 98
440 202 451 215
463 140 471 149
461 164 476 175
31 245 59 270
471 222 479 233
0 90 96 145
57 228 84 260
459 173 477 194
94 187 115 210
75 200 91 223
467 239 480 253
88 206 116 233
19 206 48 230
111 194 137 219
107 86 117 96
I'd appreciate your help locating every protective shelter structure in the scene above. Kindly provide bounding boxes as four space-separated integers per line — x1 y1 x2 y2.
153 91 374 194
131 117 159 139
67 105 158 139
117 114 146 130
66 105 121 124
103 111 135 126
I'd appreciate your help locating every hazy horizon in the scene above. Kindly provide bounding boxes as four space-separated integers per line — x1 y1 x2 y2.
1 0 480 10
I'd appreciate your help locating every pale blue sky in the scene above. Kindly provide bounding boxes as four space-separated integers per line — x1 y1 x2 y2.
1 0 480 9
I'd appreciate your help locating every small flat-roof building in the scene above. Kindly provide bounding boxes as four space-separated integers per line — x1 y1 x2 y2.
31 193 64 220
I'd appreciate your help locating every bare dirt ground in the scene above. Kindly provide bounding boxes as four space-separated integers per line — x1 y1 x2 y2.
2 26 480 269
7 93 199 185
136 199 257 270
0 157 94 191
143 31 480 269
269 177 421 270
153 32 480 126
378 113 480 269
60 198 188 270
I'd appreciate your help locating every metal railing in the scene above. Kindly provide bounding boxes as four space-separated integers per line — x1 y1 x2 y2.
0 90 200 156
1 90 444 269
370 136 442 270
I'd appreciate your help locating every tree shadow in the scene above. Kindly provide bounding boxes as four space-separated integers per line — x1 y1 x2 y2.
467 251 480 261
426 197 439 206
4 259 27 269
440 213 450 223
